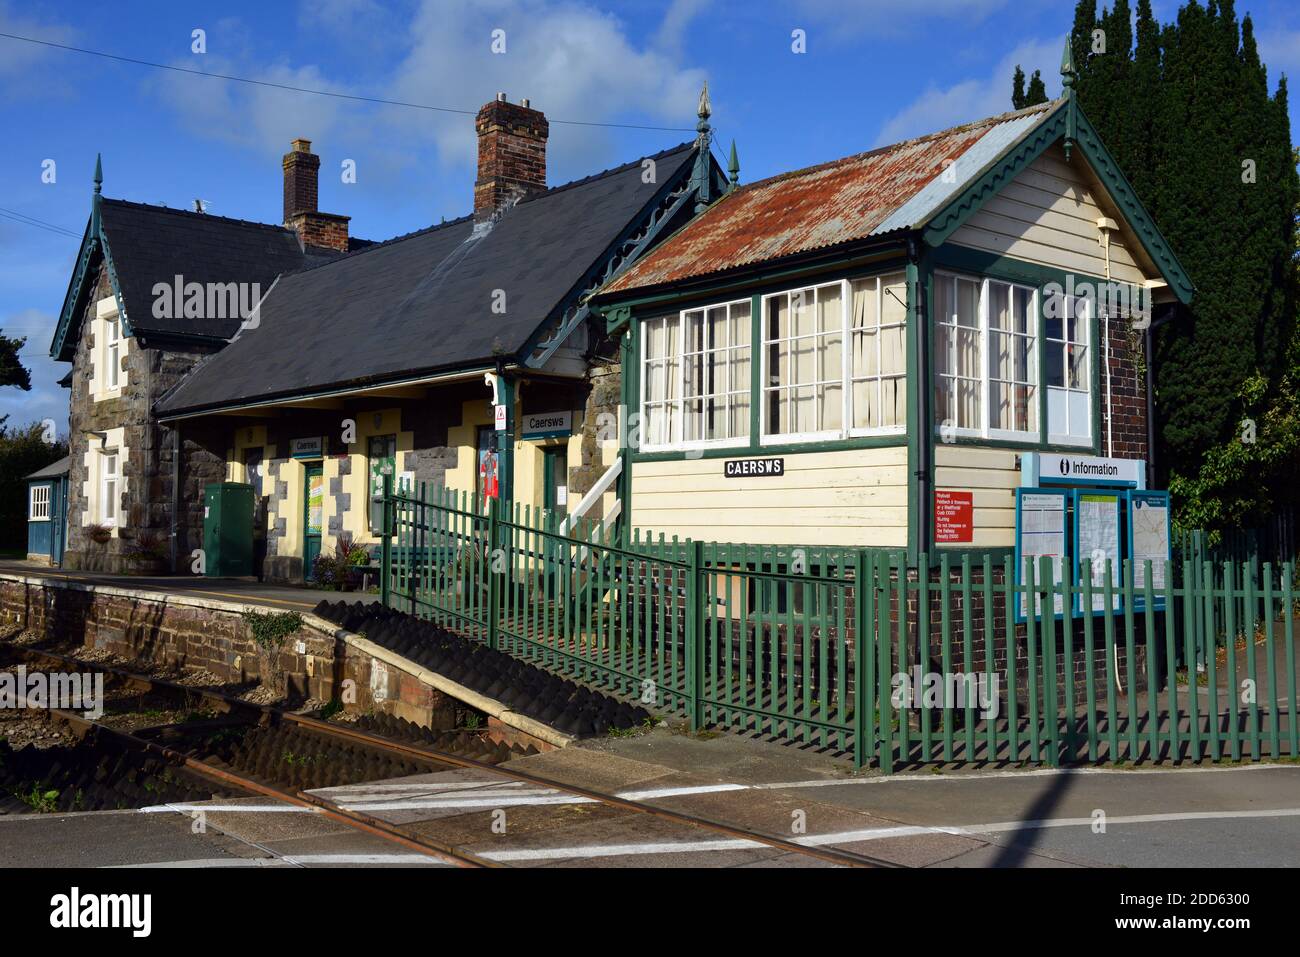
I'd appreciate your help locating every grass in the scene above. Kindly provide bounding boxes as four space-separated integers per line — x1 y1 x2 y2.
17 784 59 813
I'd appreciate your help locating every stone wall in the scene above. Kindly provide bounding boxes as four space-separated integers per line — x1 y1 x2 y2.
63 266 224 574
0 576 457 728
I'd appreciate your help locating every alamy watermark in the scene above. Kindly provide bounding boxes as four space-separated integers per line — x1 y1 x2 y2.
891 666 1000 719
0 667 104 718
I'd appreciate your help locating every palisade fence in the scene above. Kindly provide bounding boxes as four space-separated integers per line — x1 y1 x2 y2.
378 480 1299 772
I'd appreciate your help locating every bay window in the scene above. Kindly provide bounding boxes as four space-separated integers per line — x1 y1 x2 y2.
763 283 843 438
934 272 1043 441
1045 291 1092 445
641 299 751 450
850 274 908 431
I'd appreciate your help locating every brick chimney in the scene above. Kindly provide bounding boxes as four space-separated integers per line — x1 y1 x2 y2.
282 138 350 252
474 94 548 221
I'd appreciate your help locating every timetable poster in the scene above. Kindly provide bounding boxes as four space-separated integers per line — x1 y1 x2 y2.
1129 490 1171 595
1075 491 1123 614
1017 490 1067 619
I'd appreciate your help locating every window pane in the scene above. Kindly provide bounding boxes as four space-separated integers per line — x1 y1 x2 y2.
881 325 905 375
1014 287 1034 335
853 327 878 378
853 377 876 429
956 278 979 328
881 376 904 427
729 301 751 346
817 283 842 335
935 274 953 325
881 274 906 325
957 379 981 429
792 289 816 338
1045 341 1064 387
955 328 980 378
989 282 1010 331
851 278 878 330
1068 344 1088 389
819 383 843 431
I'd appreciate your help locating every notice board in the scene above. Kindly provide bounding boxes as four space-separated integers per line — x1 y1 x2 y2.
1015 488 1067 621
934 490 974 543
1073 489 1123 615
1127 489 1171 608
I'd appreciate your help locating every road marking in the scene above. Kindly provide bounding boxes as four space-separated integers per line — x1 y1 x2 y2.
114 853 448 868
477 807 1300 862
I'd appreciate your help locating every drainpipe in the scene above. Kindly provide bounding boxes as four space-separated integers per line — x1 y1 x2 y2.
171 422 181 572
909 236 931 563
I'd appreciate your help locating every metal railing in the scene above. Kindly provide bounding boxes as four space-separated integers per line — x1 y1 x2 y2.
379 479 1299 771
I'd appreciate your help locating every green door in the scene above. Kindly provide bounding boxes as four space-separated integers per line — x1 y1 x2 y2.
303 463 324 581
542 447 568 516
541 447 567 596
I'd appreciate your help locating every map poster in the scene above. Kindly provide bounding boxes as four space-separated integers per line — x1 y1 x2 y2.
1074 491 1122 614
1016 489 1067 620
1128 490 1171 598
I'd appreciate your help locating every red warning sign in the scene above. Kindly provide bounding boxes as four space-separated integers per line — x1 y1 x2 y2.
934 490 974 543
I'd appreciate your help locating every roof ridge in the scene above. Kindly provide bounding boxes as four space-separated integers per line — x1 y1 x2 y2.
721 99 1061 197
268 141 697 276
100 196 297 235
517 140 696 206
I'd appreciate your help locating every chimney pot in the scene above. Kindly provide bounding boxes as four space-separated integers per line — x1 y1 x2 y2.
474 97 548 222
282 137 350 252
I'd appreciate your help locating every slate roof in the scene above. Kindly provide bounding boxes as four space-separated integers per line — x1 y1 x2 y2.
156 142 698 417
99 199 314 340
599 102 1059 296
25 456 70 480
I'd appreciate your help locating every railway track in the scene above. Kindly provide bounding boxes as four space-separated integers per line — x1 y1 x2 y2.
1 641 901 869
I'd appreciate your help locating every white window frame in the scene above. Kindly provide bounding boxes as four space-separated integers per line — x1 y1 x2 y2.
760 281 846 444
639 297 752 453
933 271 1041 444
847 273 909 437
100 451 119 526
29 484 50 522
1045 291 1093 447
103 315 121 392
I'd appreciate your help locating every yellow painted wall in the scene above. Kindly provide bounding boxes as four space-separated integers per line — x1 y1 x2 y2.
933 444 1019 548
629 445 908 547
951 143 1150 284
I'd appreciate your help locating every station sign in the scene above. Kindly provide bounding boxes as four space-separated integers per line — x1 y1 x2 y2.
724 457 785 478
522 410 572 439
290 436 325 459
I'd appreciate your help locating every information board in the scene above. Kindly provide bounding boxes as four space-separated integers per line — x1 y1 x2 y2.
1073 489 1123 614
1015 488 1067 620
1127 489 1171 607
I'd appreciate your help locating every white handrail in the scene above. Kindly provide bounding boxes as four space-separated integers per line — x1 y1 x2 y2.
558 455 623 536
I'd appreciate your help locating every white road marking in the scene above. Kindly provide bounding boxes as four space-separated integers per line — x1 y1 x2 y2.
477 807 1300 863
113 853 449 868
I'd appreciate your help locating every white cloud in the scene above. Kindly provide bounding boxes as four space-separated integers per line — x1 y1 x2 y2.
0 0 79 101
874 36 1061 146
142 0 707 207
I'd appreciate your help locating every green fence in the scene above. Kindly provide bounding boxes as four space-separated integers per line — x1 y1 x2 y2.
380 482 1299 772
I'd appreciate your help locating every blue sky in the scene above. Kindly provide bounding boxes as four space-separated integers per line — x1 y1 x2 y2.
4 0 1300 432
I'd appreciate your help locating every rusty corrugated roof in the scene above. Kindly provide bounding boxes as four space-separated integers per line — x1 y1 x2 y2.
601 101 1060 295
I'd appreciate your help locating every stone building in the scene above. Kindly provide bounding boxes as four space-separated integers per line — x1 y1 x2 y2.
52 93 725 582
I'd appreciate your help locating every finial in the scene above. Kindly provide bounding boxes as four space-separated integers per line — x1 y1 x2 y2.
1060 36 1076 91
91 153 103 235
93 153 102 194
697 80 711 125
1061 36 1077 161
727 139 740 190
